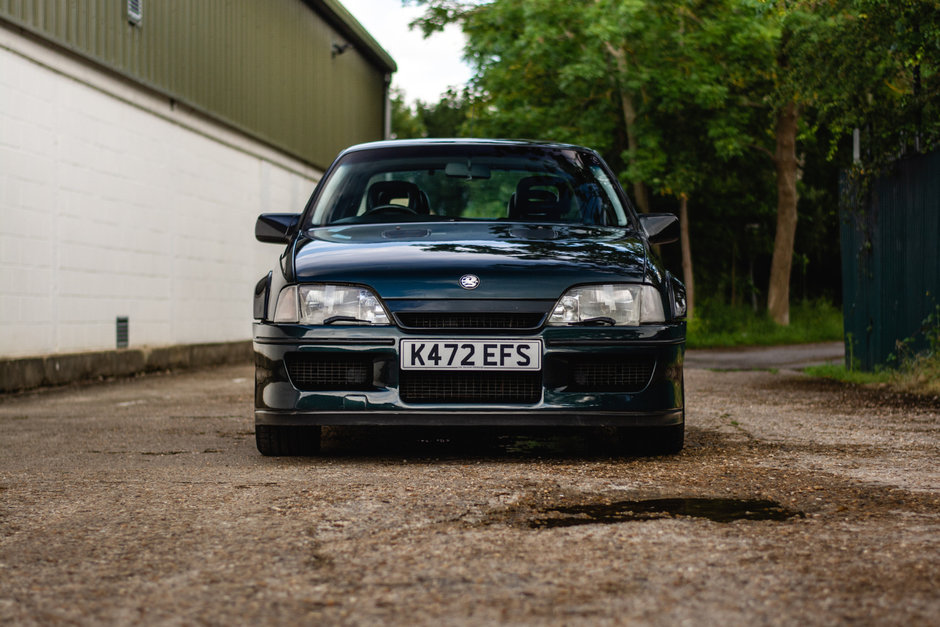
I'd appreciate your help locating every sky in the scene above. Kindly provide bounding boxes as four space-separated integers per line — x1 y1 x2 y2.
340 0 474 104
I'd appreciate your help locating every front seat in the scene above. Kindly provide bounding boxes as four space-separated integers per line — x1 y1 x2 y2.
509 176 569 221
366 180 430 214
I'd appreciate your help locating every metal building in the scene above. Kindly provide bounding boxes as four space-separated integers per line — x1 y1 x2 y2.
0 0 397 390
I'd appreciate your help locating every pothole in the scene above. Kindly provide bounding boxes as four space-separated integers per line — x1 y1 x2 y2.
531 498 804 528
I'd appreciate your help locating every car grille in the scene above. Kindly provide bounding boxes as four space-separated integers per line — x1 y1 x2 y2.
285 354 373 391
399 371 542 404
395 312 544 330
569 359 654 392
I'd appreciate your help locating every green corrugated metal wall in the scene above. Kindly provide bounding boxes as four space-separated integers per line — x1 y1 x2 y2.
840 150 940 370
0 0 395 169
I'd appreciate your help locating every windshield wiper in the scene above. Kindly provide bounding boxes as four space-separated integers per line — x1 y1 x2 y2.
568 316 616 327
323 316 371 325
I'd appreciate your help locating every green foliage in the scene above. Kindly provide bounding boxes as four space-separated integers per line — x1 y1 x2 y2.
812 0 940 168
456 0 620 152
892 351 940 396
805 305 940 397
390 87 427 139
391 87 472 139
802 363 893 386
887 305 940 395
687 299 843 348
421 89 471 137
406 0 939 310
806 351 940 396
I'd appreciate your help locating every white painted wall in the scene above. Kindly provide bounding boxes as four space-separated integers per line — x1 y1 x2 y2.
0 26 321 358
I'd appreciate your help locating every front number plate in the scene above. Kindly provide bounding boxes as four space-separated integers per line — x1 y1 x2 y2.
400 339 542 371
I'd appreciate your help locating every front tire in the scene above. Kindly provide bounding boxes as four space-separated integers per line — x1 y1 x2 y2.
255 425 322 456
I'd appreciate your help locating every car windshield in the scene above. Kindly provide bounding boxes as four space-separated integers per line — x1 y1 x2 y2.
306 144 633 227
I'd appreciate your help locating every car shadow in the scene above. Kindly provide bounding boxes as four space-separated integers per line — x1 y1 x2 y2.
316 425 664 460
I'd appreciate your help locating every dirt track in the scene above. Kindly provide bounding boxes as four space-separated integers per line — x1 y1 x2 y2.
0 362 937 625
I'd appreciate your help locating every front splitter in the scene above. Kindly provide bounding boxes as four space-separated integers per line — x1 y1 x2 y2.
255 409 684 428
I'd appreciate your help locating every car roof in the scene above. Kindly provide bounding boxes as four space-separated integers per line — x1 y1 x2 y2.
339 138 594 155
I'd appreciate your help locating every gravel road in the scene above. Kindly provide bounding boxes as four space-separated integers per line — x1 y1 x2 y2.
1 361 937 625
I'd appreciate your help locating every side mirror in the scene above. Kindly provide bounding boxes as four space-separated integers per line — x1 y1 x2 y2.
256 213 300 244
638 213 680 245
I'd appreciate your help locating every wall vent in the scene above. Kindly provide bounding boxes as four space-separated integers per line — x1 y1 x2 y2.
127 0 142 26
116 317 129 349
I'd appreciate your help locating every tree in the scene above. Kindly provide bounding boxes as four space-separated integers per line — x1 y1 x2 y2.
419 88 470 137
411 1 627 175
411 0 775 320
407 0 931 321
391 86 473 139
762 3 835 326
623 0 779 320
751 0 938 324
390 87 427 139
684 1 850 325
812 0 940 166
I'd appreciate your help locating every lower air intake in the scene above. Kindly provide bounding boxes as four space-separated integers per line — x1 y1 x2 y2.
400 371 542 404
570 359 654 393
285 354 373 391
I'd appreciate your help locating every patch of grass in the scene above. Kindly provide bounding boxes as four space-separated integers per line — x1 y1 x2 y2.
804 359 940 397
891 353 940 396
688 299 843 349
803 364 892 386
889 305 940 396
804 306 940 398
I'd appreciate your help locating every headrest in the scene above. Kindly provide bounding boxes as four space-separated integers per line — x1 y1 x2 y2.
367 181 429 214
510 176 570 221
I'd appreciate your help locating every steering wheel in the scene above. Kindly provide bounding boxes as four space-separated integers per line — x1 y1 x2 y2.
362 204 418 217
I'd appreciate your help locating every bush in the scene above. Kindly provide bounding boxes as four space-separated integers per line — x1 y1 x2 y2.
804 305 940 398
687 299 843 349
889 306 940 396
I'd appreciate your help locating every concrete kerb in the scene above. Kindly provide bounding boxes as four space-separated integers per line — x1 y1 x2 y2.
0 341 252 393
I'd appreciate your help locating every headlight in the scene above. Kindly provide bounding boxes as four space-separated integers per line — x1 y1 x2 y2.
548 284 665 326
273 285 390 325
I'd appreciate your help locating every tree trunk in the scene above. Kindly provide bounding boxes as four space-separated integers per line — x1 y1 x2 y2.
767 102 800 326
679 194 695 321
606 43 650 212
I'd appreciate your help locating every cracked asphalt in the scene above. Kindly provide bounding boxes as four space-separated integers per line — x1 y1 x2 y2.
0 351 937 625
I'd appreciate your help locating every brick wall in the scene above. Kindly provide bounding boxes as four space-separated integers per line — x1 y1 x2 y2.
0 26 321 358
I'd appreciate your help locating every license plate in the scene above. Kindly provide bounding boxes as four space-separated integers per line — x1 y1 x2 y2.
400 339 542 371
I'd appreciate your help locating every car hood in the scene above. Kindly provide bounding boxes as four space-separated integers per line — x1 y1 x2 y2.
293 223 649 300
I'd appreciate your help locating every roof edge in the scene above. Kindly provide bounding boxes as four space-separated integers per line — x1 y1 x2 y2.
340 138 593 153
305 0 397 73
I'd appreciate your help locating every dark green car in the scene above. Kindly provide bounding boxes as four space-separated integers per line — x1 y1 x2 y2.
252 139 686 456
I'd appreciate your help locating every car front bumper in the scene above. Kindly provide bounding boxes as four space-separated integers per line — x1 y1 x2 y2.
253 322 685 427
